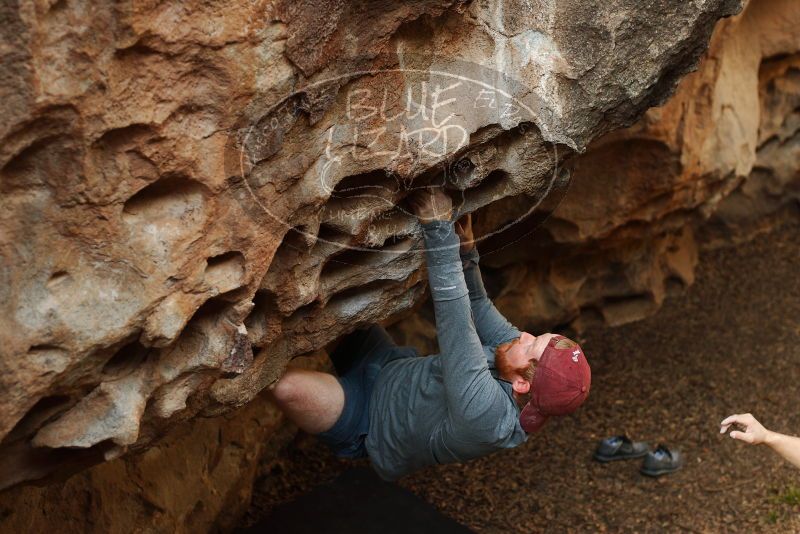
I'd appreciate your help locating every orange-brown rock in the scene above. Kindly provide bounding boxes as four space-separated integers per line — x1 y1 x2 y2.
0 0 744 491
470 0 800 332
0 351 328 533
2 0 799 531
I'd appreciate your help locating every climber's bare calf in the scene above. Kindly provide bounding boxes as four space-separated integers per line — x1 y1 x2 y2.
269 368 344 434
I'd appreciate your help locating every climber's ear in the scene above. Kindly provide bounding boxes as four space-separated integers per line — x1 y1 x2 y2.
512 377 530 395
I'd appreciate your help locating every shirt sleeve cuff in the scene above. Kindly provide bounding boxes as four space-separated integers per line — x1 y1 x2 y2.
421 220 468 302
420 220 459 265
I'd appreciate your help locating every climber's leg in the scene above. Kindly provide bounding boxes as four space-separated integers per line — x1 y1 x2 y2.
269 368 344 434
272 325 400 458
329 324 397 375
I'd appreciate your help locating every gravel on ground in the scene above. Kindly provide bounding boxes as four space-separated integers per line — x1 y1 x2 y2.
243 222 800 533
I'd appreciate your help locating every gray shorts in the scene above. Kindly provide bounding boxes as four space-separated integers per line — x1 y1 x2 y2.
317 325 417 458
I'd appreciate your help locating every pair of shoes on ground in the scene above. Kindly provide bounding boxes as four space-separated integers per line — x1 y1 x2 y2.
593 435 683 477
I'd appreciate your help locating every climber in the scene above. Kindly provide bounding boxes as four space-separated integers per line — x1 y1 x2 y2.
269 187 591 481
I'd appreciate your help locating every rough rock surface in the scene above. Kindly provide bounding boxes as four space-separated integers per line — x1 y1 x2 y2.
0 351 326 534
2 0 799 531
457 0 800 333
0 389 284 533
0 0 744 490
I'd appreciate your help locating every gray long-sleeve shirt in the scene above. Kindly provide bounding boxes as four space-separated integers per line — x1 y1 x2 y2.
365 220 526 481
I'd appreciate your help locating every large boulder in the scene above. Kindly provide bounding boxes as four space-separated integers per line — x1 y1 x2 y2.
0 0 744 491
465 0 800 332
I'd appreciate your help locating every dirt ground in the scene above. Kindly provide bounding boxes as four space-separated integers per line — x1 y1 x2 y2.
242 222 800 533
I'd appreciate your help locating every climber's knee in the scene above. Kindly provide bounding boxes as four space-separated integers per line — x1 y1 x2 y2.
268 368 345 434
269 368 306 406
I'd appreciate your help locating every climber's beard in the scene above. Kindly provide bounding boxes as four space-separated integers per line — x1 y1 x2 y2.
495 345 536 409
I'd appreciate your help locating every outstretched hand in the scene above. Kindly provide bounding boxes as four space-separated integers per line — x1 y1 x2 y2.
408 187 453 224
720 413 770 444
721 413 800 469
455 213 475 253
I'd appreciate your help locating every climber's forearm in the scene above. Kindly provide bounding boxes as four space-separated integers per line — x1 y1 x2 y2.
765 431 800 469
421 220 496 420
460 248 519 347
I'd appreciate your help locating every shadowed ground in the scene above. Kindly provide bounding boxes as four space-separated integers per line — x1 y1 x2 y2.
242 221 800 533
236 467 473 534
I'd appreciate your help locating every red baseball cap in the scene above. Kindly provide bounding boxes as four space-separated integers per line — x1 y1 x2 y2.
519 335 591 433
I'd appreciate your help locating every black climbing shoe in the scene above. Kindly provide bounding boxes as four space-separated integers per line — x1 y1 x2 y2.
593 435 650 463
640 444 683 477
